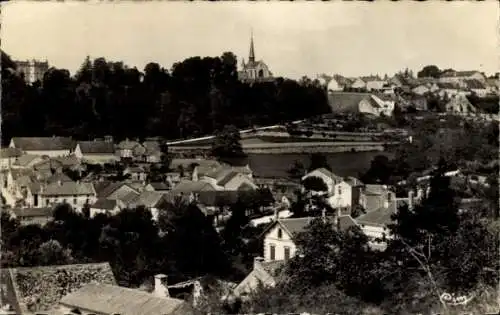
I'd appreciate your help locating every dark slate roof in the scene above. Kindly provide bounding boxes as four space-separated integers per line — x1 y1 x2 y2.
77 141 115 154
464 79 486 89
129 191 167 208
327 92 371 113
1 263 116 314
356 200 398 227
216 171 239 186
437 82 459 89
149 182 170 191
40 181 95 196
11 137 74 151
90 198 118 210
13 154 41 167
171 180 216 193
59 283 197 315
10 206 53 218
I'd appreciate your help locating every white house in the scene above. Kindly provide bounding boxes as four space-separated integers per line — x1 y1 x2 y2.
355 199 400 251
439 70 487 84
350 78 367 90
89 198 121 218
412 85 430 95
9 137 74 157
328 177 364 209
74 141 119 165
261 215 358 262
302 168 343 196
366 80 387 92
201 165 256 191
39 180 97 211
117 139 146 159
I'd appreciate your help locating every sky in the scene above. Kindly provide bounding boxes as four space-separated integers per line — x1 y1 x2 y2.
2 1 498 80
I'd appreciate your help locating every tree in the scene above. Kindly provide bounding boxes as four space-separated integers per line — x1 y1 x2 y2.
302 176 328 192
287 160 306 180
308 153 330 171
417 65 441 78
38 239 73 266
211 125 246 163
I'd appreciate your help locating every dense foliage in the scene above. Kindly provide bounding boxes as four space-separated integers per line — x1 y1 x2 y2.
241 164 499 314
1 202 238 286
1 51 330 145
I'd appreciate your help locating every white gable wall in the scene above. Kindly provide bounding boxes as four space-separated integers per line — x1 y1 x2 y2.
263 223 297 262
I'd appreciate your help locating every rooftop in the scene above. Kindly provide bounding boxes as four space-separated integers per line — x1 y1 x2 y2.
1 262 116 314
77 141 115 154
11 137 74 151
59 283 197 315
40 181 95 196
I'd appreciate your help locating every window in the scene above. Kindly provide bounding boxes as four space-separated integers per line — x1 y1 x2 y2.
73 198 78 205
269 244 276 261
284 246 291 261
277 228 282 239
46 199 50 206
338 186 342 195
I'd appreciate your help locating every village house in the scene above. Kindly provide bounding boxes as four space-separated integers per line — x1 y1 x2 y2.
261 214 357 262
355 201 397 251
10 154 45 169
123 165 147 181
5 206 54 226
38 180 97 211
9 137 74 157
127 190 169 221
301 168 343 196
21 173 73 208
185 159 223 181
350 77 367 90
326 75 352 92
359 184 396 214
365 79 387 92
445 94 477 114
232 258 285 299
327 92 395 117
437 82 465 98
145 181 170 192
464 79 489 97
0 262 117 315
74 140 119 165
116 139 146 160
411 84 430 95
57 282 198 315
89 198 121 218
328 176 364 210
439 70 487 84
200 165 256 191
0 147 23 170
142 140 162 163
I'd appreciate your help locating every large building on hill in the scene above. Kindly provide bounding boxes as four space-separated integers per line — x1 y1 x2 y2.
15 59 49 84
238 33 274 83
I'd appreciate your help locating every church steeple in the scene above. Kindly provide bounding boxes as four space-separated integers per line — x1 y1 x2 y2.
249 30 255 63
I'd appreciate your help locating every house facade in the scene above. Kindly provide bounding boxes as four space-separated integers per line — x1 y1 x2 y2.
74 141 119 165
328 177 363 209
0 148 23 170
262 219 300 262
39 181 97 211
439 70 487 84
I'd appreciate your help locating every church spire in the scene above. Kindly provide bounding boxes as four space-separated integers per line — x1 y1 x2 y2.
249 29 255 63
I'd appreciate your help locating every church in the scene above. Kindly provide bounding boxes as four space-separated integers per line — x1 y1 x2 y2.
238 33 274 82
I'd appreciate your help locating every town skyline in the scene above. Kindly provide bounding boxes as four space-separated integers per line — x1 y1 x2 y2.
3 1 498 80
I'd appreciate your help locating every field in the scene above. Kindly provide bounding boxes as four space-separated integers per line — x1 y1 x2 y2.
247 151 395 179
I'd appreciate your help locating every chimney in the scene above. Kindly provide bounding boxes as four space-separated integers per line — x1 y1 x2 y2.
153 274 170 298
253 256 264 269
408 190 414 210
